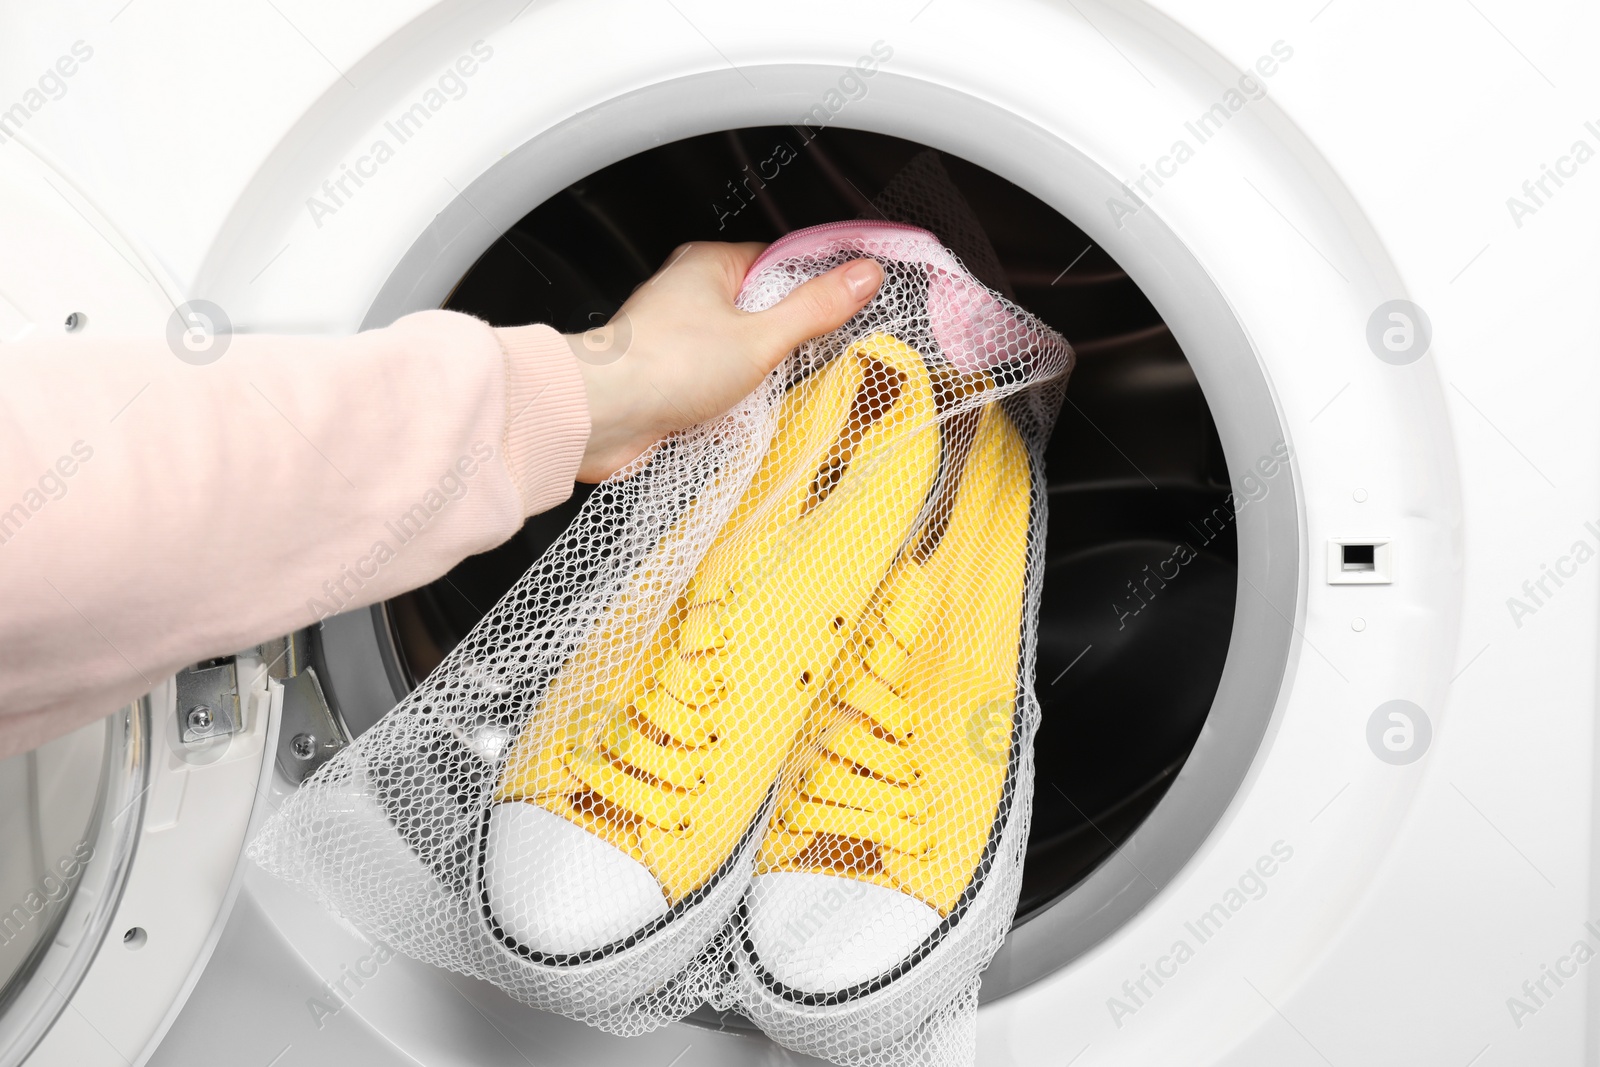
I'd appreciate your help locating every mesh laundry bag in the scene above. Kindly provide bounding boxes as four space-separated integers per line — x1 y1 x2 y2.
250 219 1072 1064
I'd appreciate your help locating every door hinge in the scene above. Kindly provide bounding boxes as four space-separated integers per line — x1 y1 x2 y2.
276 666 349 784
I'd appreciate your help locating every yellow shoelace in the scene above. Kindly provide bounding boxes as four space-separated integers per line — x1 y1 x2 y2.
555 588 735 834
771 543 943 861
549 353 919 839
761 402 1028 904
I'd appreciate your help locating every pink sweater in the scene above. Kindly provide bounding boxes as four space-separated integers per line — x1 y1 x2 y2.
0 311 589 761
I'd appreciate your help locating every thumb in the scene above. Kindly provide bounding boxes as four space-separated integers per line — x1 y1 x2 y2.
750 258 883 358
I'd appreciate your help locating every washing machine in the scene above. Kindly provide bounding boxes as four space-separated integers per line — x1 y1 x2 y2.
2 1 1597 1064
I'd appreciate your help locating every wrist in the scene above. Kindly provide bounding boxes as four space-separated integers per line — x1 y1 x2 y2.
565 339 650 483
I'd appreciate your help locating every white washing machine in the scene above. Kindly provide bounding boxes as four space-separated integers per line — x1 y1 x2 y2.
2 2 1597 1064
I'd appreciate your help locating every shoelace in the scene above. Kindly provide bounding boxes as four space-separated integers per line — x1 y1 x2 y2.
556 587 733 834
552 355 912 838
772 557 942 860
767 402 993 867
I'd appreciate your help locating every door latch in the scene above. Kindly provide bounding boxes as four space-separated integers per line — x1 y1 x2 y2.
175 658 243 743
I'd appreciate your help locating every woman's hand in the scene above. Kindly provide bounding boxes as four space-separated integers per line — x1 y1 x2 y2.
501 241 883 483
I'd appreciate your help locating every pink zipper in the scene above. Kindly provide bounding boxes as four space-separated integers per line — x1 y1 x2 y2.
742 219 1070 376
743 220 939 282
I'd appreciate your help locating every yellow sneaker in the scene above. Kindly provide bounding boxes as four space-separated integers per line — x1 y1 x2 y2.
737 399 1034 1035
480 334 940 977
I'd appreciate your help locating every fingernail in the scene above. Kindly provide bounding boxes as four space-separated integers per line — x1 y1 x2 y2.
843 259 881 300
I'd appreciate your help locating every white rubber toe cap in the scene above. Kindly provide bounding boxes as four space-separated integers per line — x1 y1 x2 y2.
746 872 941 993
483 802 668 956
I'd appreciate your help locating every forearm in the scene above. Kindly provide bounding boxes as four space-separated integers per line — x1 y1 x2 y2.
0 311 588 760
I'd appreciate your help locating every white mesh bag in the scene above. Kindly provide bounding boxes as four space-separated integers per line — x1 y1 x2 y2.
250 220 1072 1062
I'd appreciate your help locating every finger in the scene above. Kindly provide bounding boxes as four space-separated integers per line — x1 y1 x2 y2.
720 242 768 273
649 242 766 296
706 242 770 297
748 258 883 358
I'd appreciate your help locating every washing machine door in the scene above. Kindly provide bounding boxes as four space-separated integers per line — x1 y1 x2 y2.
0 714 141 1066
0 148 282 1067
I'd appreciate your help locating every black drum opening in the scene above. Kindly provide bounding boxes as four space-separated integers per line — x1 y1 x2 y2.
381 126 1238 925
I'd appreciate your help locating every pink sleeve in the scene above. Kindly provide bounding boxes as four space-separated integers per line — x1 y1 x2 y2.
0 310 590 760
